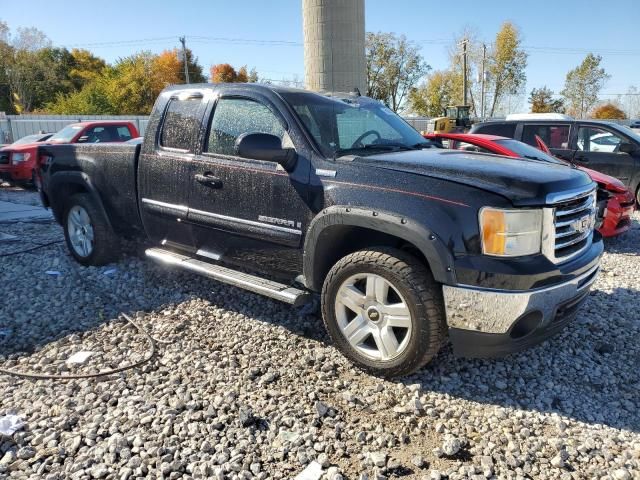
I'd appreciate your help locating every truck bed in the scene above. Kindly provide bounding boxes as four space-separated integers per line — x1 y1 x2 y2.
39 142 143 237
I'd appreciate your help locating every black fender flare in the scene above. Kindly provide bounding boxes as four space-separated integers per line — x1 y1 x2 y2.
48 171 113 231
302 205 457 291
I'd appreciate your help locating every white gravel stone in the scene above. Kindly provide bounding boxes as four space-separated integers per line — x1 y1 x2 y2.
0 189 639 479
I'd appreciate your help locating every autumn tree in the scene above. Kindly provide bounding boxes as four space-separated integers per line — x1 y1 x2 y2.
486 22 527 117
151 49 183 93
210 64 256 83
591 103 626 120
529 86 565 113
408 69 463 116
366 32 429 112
561 53 609 118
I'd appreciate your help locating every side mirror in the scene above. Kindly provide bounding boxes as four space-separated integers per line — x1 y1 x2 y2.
619 142 636 154
235 132 297 171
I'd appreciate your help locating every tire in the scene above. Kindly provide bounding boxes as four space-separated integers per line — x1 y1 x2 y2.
63 193 120 266
636 185 640 207
321 247 446 377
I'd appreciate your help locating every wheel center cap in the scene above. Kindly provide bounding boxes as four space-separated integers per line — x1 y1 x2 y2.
366 306 381 323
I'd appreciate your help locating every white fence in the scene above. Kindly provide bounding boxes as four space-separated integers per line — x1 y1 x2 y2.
0 115 150 144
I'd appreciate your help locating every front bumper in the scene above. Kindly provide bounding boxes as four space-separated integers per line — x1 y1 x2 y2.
599 192 635 238
443 263 599 357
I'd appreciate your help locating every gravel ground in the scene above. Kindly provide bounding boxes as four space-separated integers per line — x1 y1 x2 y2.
0 186 639 480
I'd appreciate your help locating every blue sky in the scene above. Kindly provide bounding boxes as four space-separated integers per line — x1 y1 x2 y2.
2 0 638 100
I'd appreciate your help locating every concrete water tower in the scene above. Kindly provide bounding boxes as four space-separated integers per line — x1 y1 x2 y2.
302 0 366 94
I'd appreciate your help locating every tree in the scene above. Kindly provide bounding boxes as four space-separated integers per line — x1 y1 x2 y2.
46 78 114 115
561 53 609 118
592 103 626 120
486 22 528 117
408 69 463 117
529 86 565 113
183 49 206 83
210 63 257 83
151 49 184 93
68 49 106 89
366 32 430 112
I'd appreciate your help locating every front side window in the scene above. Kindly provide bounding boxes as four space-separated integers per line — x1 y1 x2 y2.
116 126 133 141
577 126 624 153
522 124 570 149
160 97 202 151
207 98 285 156
282 92 430 158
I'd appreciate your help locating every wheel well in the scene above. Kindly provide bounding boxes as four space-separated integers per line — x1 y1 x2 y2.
50 183 89 222
309 225 433 291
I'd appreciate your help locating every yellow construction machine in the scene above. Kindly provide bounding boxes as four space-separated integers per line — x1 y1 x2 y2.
423 105 471 134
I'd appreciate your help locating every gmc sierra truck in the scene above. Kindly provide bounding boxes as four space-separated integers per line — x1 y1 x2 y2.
38 84 603 377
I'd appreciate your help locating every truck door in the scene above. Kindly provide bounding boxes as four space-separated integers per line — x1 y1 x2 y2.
186 91 312 279
137 93 207 251
573 124 637 185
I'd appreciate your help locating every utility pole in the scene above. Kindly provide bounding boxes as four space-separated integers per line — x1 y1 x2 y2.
480 43 486 119
179 36 190 84
461 38 468 107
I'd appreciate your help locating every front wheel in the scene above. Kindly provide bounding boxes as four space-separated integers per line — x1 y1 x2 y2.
321 248 446 377
63 193 120 266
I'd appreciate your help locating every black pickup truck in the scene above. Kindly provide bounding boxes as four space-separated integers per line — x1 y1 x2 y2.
38 84 603 377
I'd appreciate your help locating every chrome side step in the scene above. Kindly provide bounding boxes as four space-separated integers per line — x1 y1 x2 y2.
145 247 311 307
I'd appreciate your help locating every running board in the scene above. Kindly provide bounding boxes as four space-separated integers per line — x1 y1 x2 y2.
145 247 311 307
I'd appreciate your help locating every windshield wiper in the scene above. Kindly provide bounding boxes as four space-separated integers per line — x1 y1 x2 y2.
333 141 432 159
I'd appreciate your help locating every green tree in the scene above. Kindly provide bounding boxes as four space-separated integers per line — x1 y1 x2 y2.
408 69 463 117
486 22 528 116
68 49 106 89
366 32 430 112
561 53 609 118
46 78 114 115
529 86 565 113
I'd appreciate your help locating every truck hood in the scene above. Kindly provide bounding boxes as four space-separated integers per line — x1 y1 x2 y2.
350 149 594 206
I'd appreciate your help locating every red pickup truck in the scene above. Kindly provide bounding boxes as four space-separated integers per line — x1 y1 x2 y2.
0 121 139 186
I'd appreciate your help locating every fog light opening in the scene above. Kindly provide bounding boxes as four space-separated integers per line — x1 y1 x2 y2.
509 311 543 339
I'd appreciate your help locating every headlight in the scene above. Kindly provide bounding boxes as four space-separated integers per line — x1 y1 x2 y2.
11 152 30 164
479 207 542 257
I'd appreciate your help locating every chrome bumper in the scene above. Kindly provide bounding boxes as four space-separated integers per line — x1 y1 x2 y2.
442 265 599 334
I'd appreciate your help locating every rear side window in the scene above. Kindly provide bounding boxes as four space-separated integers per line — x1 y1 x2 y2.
207 98 285 156
522 124 570 149
473 123 516 138
161 98 202 151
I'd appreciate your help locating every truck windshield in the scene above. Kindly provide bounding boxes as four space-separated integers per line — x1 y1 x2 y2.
49 125 83 143
281 92 431 158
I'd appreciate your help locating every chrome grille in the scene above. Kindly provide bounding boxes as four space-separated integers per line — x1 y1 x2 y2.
551 191 596 262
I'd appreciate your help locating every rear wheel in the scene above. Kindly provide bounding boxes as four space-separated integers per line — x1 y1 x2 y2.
321 247 446 377
63 193 119 266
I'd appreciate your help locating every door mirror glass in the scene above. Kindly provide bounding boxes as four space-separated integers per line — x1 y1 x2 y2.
619 142 636 154
235 133 297 170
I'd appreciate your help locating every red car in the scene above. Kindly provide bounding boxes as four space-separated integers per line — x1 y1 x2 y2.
425 133 636 238
0 121 139 186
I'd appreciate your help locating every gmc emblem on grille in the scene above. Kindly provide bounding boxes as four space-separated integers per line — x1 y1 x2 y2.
571 215 593 234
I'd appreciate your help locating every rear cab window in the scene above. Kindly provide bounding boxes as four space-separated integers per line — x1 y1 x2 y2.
473 123 516 138
160 97 203 151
